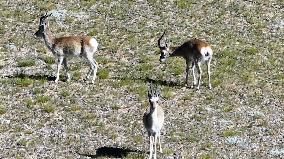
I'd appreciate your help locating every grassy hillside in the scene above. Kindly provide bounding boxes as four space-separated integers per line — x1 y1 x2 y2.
0 0 283 158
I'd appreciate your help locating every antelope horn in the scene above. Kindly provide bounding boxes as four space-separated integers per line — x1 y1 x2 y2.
158 30 166 48
42 13 52 18
148 82 153 97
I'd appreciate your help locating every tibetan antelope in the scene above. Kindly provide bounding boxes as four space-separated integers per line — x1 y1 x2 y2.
35 13 99 83
158 31 213 90
143 84 164 159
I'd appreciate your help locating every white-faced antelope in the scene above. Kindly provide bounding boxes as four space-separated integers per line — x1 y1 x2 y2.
158 31 213 90
143 84 164 159
35 13 99 83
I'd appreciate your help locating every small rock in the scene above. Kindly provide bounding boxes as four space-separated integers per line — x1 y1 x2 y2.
4 43 17 51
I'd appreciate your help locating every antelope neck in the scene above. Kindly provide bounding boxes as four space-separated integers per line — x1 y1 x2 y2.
150 102 158 112
43 29 55 51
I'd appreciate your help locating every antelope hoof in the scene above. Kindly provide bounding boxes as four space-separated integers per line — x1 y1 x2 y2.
196 85 200 90
209 85 212 89
185 83 190 88
67 74 71 82
91 79 95 84
55 78 59 83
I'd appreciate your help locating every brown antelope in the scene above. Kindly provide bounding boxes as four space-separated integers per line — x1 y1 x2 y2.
35 13 99 83
143 84 164 159
158 31 213 90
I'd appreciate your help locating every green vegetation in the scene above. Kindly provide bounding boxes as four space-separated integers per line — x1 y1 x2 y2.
43 104 55 113
14 77 34 87
0 0 282 158
60 90 70 97
17 59 36 67
223 130 239 137
36 95 50 104
43 56 55 64
0 105 7 115
163 86 173 99
201 154 213 159
97 68 109 79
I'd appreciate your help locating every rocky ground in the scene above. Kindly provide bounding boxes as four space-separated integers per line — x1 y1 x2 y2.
0 0 283 158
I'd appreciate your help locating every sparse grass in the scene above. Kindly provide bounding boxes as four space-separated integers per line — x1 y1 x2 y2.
72 71 81 80
163 148 173 156
111 104 120 110
43 104 55 113
223 105 234 112
132 135 143 144
163 86 173 99
43 56 55 64
60 90 70 97
33 88 44 95
175 0 192 9
0 105 7 115
0 23 5 34
97 68 109 79
201 142 212 150
223 130 239 137
36 95 50 104
14 77 34 87
17 139 28 147
17 59 36 67
245 47 258 55
182 93 193 101
112 79 133 88
201 154 213 159
0 1 283 158
68 105 81 112
24 99 34 109
96 56 109 65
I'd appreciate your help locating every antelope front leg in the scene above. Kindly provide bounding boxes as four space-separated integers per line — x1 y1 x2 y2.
55 56 64 83
158 133 162 153
185 60 190 87
154 135 157 159
149 136 153 159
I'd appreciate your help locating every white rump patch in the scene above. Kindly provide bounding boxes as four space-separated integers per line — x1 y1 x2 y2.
200 47 213 61
89 38 98 50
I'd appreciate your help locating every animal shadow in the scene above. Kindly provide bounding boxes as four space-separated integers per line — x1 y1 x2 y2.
6 73 56 81
145 77 182 87
79 146 143 158
112 76 182 87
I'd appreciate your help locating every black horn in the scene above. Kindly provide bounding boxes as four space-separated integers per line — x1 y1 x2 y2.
158 31 166 48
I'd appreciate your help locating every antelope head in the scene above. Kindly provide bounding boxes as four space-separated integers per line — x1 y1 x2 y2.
158 31 170 63
148 83 160 107
35 13 52 38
